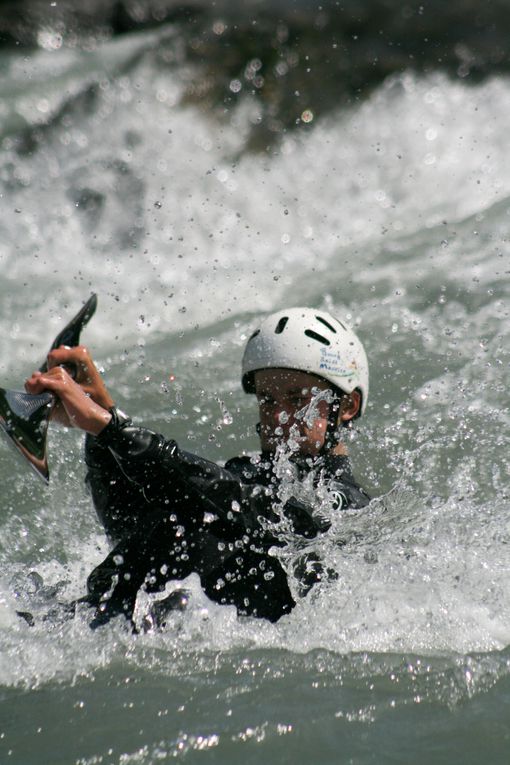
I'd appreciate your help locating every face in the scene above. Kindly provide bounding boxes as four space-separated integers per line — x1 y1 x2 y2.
254 368 353 456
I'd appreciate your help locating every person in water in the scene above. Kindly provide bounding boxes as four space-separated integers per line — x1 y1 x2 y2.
25 307 370 627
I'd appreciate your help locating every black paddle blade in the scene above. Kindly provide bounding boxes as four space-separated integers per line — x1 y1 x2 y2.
0 388 54 483
39 293 97 373
0 294 98 483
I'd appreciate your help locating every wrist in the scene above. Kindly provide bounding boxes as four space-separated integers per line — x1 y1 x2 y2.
93 409 113 436
95 406 131 444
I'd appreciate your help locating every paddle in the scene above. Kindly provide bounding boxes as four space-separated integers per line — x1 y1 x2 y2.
0 294 97 483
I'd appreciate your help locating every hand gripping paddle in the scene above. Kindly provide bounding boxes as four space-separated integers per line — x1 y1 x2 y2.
0 294 97 483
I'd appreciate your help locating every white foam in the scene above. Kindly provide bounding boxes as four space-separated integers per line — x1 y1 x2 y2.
0 34 509 683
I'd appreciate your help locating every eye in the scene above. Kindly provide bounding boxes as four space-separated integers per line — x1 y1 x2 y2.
289 390 309 407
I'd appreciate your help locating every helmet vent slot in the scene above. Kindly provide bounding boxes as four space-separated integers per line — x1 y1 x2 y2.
249 329 260 341
274 316 289 334
315 316 337 333
304 329 330 345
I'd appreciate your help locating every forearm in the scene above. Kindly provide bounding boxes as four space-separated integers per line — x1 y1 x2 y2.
95 410 255 539
89 410 327 547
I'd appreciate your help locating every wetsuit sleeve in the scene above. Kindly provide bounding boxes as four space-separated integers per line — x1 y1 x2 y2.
84 432 148 542
93 413 330 547
92 412 256 543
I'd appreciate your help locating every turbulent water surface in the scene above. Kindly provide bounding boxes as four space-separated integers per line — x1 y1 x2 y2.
0 6 509 764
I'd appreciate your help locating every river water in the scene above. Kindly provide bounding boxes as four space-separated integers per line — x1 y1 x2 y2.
0 9 509 764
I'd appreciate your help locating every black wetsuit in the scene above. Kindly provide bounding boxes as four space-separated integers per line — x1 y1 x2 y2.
83 409 370 626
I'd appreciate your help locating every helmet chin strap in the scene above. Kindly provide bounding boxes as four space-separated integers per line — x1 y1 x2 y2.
319 394 350 457
319 399 339 456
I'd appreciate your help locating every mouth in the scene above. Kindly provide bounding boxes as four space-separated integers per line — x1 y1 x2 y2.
260 423 305 447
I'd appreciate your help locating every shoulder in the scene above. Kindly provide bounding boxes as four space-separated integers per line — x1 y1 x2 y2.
321 455 371 510
326 478 370 510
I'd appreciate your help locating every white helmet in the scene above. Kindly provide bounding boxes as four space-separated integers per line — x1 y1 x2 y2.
242 307 369 416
